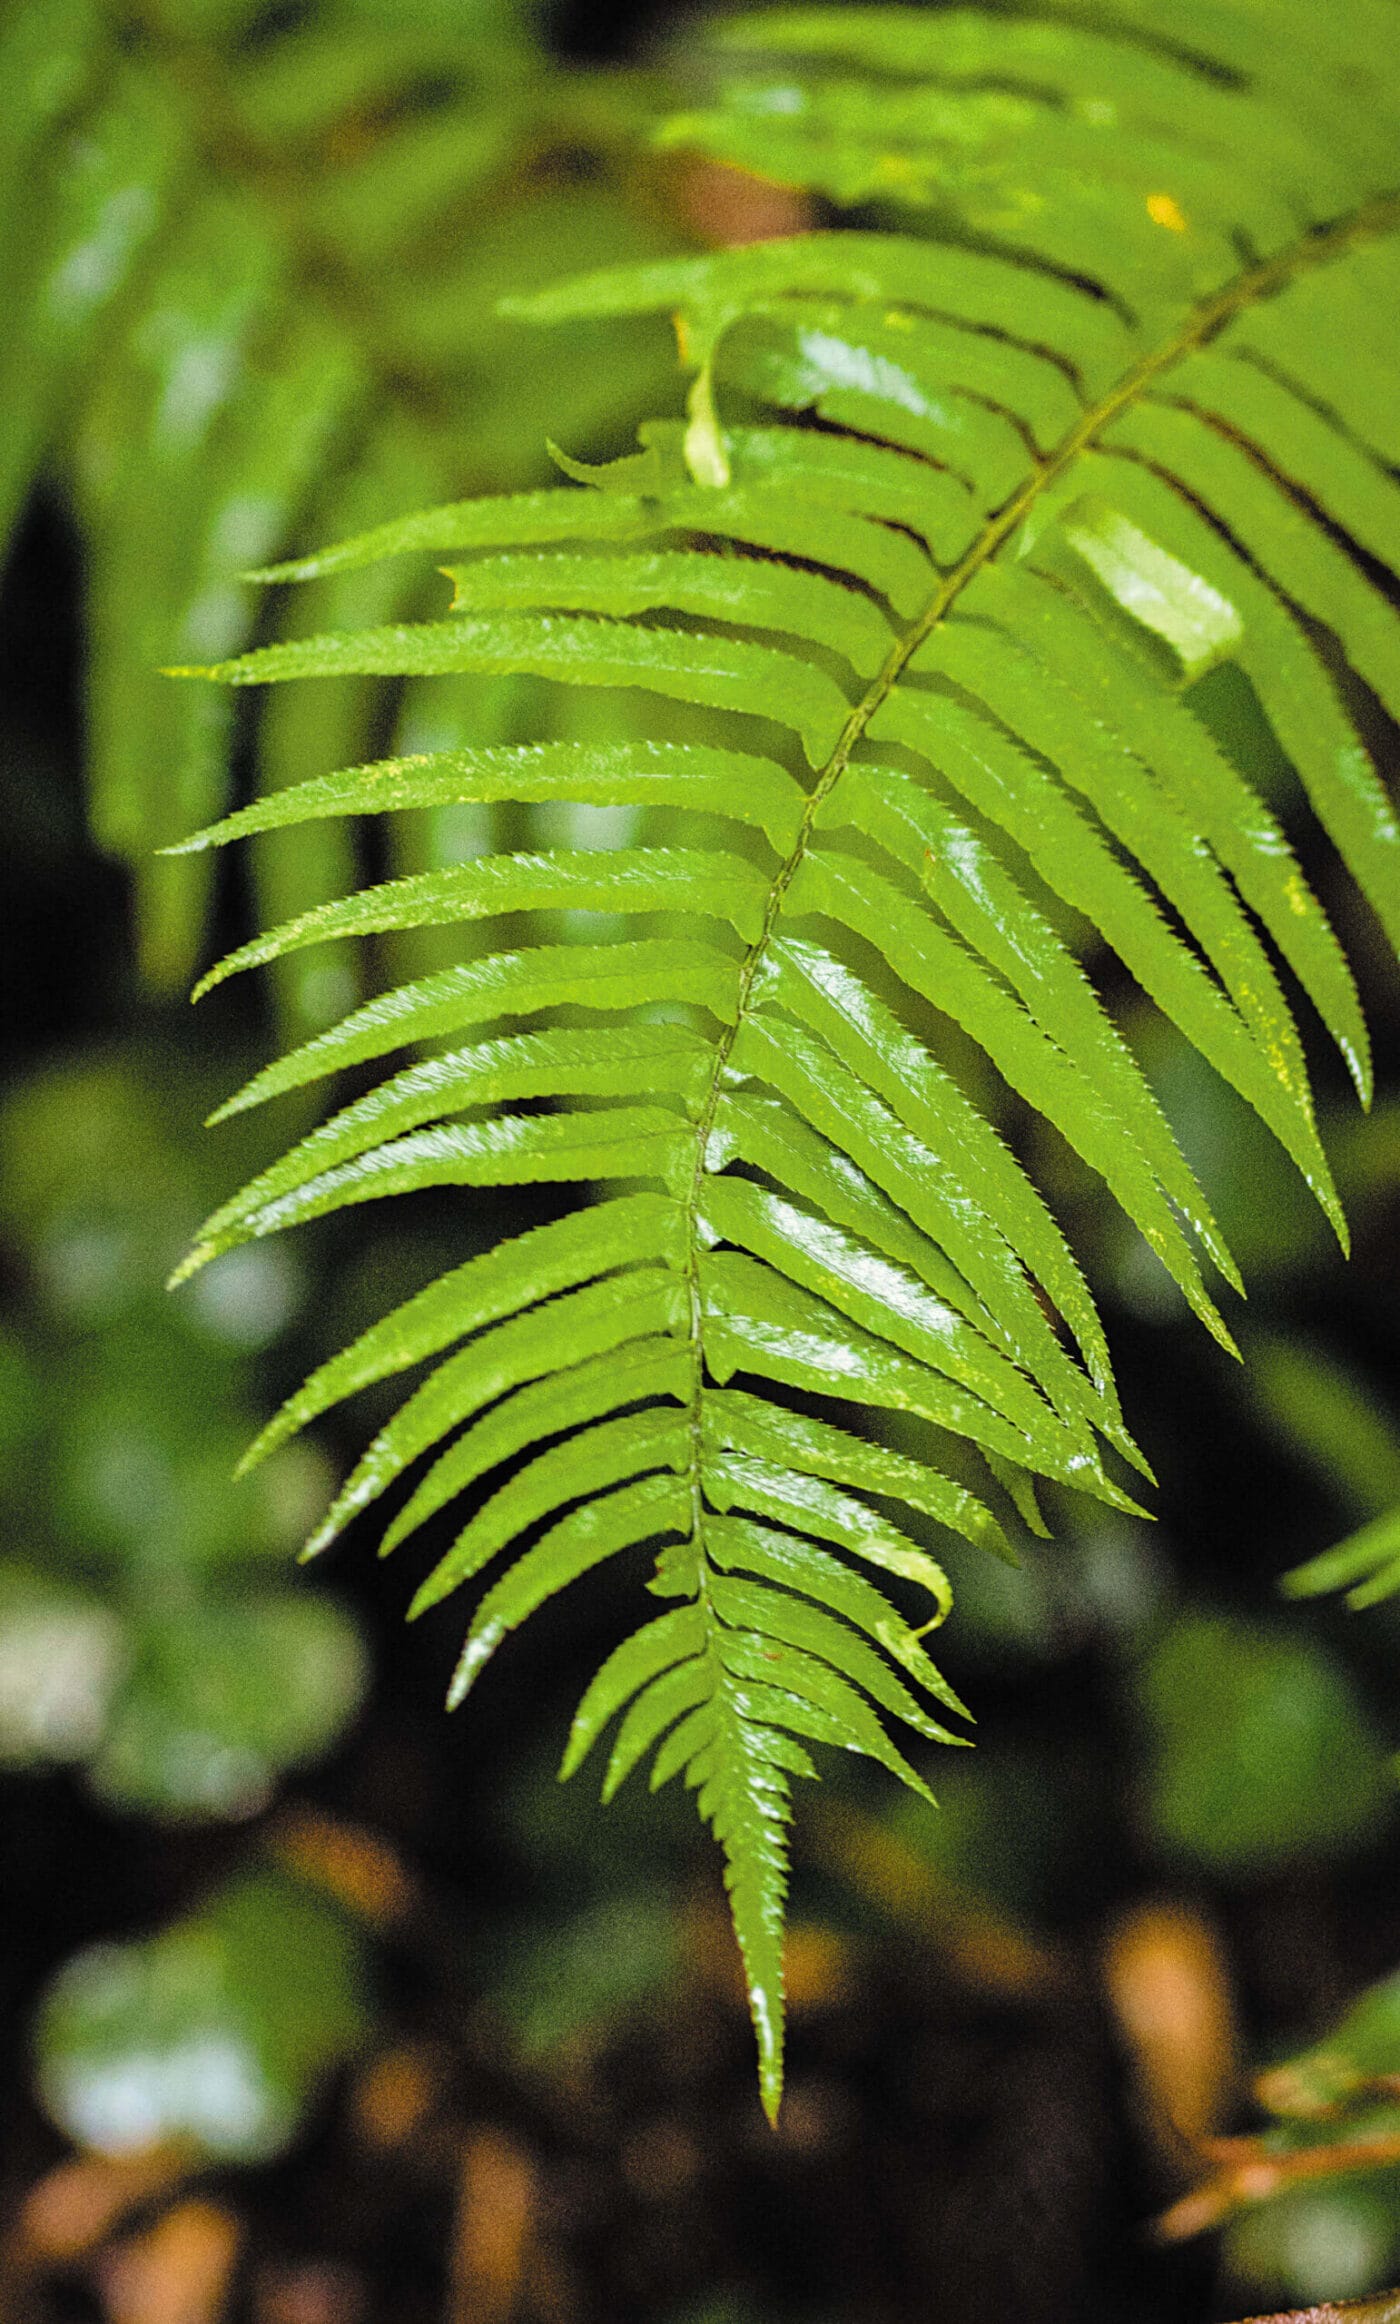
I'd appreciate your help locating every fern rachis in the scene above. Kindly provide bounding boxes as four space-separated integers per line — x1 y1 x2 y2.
170 1 1400 2115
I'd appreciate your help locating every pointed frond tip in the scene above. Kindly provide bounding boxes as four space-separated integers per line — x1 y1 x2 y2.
176 0 1400 2116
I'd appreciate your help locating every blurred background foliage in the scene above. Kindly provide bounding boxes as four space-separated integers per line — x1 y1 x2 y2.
1 0 679 1004
5 0 1400 2320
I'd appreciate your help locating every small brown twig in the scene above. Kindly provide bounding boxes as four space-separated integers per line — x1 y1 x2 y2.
1159 2129 1400 2241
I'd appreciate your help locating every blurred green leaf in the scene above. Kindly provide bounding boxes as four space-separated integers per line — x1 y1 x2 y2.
1134 1612 1395 1873
0 1044 312 1321
491 1891 681 2059
1262 1968 1400 2119
1249 1334 1400 1525
0 1040 364 1817
1225 2180 1400 2312
1286 1508 1400 1615
34 1867 373 2162
0 1567 127 1769
0 1326 42 1466
91 1593 367 1821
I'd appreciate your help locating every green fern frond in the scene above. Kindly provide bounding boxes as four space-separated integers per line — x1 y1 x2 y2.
2 0 667 994
175 0 1400 2115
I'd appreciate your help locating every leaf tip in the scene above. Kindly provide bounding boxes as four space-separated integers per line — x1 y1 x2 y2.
1113 1428 1157 1486
406 1567 450 1621
205 1082 258 1125
749 1979 785 2127
235 1421 283 1481
298 1504 344 1561
446 1622 505 1709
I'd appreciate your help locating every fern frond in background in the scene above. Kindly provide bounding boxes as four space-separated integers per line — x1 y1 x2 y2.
1 0 676 1003
173 0 1400 2112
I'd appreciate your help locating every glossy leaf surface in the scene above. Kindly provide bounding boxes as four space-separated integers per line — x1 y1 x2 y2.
180 0 1400 2116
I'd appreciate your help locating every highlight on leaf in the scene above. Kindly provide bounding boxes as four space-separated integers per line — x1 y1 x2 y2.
174 0 1400 2117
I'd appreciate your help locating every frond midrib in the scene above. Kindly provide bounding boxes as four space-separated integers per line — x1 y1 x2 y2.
677 180 1400 1586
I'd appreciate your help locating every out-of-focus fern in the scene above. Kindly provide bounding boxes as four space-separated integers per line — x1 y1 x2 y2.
173 0 1400 2113
1287 1510 1400 1612
2 0 673 1002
